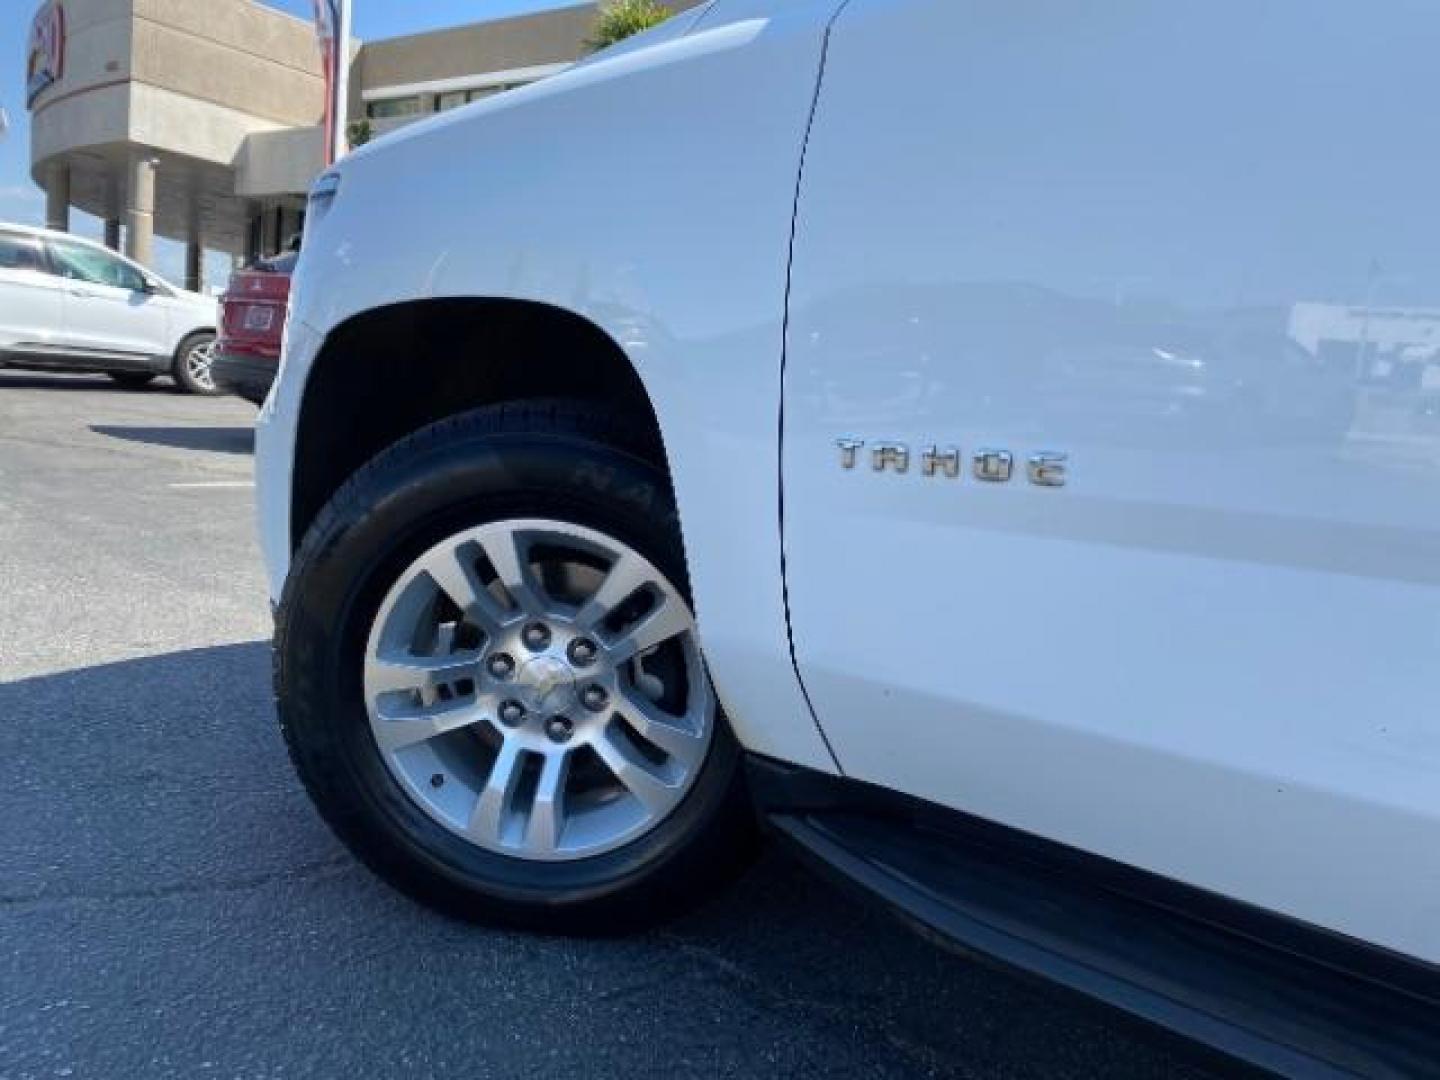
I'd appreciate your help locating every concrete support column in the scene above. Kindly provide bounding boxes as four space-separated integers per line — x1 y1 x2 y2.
103 218 121 251
268 207 283 256
45 163 71 233
241 208 258 265
184 235 203 293
278 207 302 251
124 154 158 269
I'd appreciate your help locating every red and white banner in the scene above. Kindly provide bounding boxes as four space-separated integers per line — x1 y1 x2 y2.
311 0 351 164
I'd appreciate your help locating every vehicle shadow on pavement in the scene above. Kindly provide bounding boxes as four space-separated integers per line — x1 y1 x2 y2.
91 424 255 455
0 644 1210 1079
0 373 168 393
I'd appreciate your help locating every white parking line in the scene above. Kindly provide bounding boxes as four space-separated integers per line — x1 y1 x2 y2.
167 481 256 490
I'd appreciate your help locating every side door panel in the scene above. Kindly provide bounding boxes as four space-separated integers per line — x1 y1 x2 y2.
47 240 169 360
0 233 63 354
783 0 1440 962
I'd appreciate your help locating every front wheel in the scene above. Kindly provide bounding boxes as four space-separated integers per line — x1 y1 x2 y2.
275 401 755 931
172 332 220 395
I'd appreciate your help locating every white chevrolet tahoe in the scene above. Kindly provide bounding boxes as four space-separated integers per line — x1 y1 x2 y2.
257 2 1440 1071
0 223 220 393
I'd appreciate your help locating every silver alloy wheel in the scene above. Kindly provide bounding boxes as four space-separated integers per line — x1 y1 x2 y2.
363 518 715 862
185 339 217 390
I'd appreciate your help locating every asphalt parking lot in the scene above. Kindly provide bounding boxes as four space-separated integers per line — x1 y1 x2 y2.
0 370 1218 1080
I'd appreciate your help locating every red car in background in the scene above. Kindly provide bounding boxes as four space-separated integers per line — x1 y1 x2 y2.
213 249 296 405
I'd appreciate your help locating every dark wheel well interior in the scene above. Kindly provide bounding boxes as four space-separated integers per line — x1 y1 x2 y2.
290 299 666 551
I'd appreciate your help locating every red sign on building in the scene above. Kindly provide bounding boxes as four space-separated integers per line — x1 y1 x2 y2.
27 2 65 107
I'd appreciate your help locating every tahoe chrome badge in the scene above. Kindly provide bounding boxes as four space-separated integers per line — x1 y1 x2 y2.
836 439 1068 487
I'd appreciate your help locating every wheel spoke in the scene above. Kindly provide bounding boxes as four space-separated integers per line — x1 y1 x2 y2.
573 552 651 631
189 344 215 386
524 751 570 853
478 530 544 616
614 689 704 762
468 740 524 846
424 546 510 632
372 698 483 752
605 597 693 665
370 650 480 699
594 729 677 812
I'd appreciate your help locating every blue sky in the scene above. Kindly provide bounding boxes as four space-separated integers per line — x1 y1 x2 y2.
1 1 577 284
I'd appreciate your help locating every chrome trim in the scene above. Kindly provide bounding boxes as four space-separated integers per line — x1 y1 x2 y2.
1027 452 1069 488
922 445 962 479
972 449 1013 483
871 442 910 474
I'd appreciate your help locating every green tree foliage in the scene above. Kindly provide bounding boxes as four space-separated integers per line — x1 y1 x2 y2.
587 0 674 53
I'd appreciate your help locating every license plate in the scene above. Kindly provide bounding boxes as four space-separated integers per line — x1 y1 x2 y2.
243 306 276 332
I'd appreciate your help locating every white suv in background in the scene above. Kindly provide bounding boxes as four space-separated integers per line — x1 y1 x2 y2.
0 223 220 394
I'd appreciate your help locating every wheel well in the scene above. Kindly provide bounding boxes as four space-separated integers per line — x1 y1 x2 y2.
289 299 667 551
175 329 215 357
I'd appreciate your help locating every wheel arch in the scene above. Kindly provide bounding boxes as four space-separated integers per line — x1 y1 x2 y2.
289 298 668 554
173 326 217 356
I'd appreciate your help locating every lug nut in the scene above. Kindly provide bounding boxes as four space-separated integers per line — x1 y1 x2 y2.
580 685 610 713
568 638 598 667
545 716 575 743
487 653 515 680
498 700 526 726
522 623 552 652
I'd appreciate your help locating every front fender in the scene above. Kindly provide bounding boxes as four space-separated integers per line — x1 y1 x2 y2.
264 0 846 773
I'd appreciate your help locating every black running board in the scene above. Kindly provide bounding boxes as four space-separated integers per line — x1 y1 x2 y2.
755 765 1440 1077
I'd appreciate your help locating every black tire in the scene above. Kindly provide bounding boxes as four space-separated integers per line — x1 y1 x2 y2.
108 372 157 390
274 400 756 931
171 331 221 395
